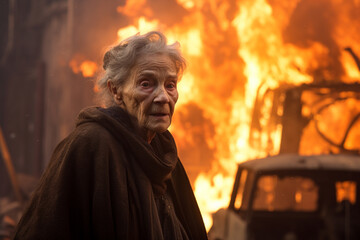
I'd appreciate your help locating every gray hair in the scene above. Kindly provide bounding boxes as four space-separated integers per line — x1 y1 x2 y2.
96 31 187 107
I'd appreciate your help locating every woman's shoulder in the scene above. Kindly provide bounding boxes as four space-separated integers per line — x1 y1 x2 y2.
74 121 114 141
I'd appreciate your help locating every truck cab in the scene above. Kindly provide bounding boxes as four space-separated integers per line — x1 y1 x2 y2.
209 154 360 240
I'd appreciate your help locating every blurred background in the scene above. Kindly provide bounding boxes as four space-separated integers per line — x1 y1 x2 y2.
1 0 360 232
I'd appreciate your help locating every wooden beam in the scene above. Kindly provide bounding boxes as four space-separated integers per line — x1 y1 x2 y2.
0 126 24 206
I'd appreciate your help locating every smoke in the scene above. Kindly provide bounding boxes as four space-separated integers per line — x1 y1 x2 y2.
282 0 360 81
282 0 343 80
172 102 216 182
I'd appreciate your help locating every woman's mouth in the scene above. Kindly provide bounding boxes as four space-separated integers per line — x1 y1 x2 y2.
151 113 168 117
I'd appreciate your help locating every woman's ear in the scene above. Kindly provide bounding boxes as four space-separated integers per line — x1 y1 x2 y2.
107 81 123 104
107 81 116 95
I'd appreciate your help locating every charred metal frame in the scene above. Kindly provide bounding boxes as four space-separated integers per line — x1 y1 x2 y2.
250 82 360 155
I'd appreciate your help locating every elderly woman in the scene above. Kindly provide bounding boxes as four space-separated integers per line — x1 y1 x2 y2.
13 31 208 240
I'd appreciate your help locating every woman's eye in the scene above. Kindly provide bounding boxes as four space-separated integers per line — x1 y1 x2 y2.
140 81 150 87
166 81 176 89
166 82 177 89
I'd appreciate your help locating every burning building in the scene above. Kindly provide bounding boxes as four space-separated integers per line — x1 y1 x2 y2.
1 0 360 235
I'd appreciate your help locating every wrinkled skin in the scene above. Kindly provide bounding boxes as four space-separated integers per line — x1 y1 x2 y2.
109 53 179 143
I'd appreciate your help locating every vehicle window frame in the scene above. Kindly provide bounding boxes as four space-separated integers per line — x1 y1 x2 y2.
230 167 255 213
248 169 360 213
248 170 322 213
229 166 244 210
252 174 319 212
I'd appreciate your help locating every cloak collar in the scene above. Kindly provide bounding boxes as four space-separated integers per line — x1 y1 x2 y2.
76 106 178 193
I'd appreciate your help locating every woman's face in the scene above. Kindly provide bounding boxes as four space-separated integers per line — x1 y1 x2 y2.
117 53 178 141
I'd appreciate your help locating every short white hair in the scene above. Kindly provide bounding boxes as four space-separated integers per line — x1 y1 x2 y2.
96 31 186 107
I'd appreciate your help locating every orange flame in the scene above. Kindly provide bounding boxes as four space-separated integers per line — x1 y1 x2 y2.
69 55 98 78
114 0 360 231
80 61 98 78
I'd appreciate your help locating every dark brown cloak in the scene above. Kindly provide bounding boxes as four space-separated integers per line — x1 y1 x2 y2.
13 107 208 240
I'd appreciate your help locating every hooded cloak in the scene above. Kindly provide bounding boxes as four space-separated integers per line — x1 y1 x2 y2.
13 107 208 240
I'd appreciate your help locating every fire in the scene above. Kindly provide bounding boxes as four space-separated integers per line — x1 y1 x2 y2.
176 0 195 10
80 61 98 78
341 50 360 80
110 0 360 231
194 173 234 228
117 17 160 41
69 55 98 78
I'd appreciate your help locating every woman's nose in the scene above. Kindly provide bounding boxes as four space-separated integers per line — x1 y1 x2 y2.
153 86 170 103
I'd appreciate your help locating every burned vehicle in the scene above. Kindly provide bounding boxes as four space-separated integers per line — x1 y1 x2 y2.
209 81 360 239
209 154 360 240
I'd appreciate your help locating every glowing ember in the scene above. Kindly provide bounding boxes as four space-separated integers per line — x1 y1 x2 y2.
110 0 360 231
80 61 98 78
69 55 98 78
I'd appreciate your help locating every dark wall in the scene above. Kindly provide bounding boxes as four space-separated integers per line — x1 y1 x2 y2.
0 0 45 198
0 0 126 197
